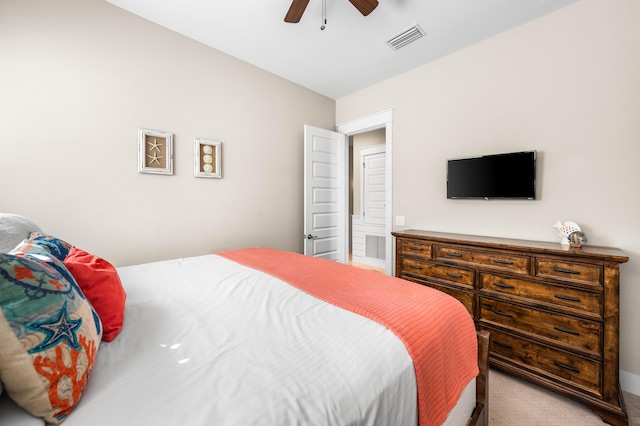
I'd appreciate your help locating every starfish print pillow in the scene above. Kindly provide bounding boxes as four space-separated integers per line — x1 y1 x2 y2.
0 241 102 424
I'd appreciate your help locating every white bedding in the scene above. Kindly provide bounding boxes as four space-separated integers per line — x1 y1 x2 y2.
1 254 475 425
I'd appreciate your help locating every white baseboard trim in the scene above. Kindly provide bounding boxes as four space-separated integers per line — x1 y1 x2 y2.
621 369 640 396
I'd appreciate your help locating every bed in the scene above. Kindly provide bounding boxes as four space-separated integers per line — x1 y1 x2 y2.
0 214 489 426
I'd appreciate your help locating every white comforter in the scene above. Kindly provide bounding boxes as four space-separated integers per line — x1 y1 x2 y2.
2 254 418 425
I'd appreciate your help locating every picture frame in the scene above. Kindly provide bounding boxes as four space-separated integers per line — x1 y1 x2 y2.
138 128 173 175
194 139 222 179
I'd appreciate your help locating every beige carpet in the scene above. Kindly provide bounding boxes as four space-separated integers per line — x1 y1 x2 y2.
489 368 640 425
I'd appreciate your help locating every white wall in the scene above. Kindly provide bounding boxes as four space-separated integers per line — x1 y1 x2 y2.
0 0 335 266
337 0 640 384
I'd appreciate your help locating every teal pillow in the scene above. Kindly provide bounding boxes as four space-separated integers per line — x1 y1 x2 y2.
0 243 102 424
27 232 72 261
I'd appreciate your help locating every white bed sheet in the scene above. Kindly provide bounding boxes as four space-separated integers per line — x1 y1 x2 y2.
1 254 476 425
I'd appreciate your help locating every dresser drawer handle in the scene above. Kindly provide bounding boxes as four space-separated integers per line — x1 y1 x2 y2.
494 341 513 350
554 326 580 336
409 265 423 270
492 309 513 318
555 294 581 303
409 246 423 251
553 267 581 275
493 282 514 289
447 272 462 279
446 252 462 257
493 259 514 265
554 361 581 373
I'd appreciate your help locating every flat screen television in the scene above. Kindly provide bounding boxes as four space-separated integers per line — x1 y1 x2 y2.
447 150 536 199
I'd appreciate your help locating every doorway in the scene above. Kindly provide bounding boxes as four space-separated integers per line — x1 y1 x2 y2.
350 138 386 272
337 109 393 276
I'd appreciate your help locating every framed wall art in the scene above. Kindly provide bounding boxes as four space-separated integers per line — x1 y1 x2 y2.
138 128 173 175
194 139 222 179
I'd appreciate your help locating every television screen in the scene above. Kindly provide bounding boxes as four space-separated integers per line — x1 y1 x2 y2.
447 151 536 199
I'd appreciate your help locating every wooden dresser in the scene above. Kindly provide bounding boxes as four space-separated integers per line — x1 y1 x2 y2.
392 229 629 425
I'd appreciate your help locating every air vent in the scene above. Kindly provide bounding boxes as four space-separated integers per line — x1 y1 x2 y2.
387 23 426 50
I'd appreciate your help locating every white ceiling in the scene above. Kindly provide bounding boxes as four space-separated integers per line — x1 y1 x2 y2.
104 0 579 99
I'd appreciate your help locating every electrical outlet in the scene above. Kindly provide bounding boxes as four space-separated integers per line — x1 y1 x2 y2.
395 216 405 226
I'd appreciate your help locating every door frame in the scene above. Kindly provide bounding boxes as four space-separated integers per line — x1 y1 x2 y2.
337 109 393 275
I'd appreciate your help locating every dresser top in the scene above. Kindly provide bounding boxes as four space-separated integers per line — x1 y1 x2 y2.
392 229 628 263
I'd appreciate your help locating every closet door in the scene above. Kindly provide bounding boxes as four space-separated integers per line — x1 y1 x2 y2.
361 144 386 226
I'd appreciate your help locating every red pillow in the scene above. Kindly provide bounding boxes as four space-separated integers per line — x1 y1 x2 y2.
63 247 126 342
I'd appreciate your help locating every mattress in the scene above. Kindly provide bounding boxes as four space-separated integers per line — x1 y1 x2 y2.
0 254 476 425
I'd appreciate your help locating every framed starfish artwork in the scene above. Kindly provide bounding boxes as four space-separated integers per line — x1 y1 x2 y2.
194 139 222 179
138 128 173 175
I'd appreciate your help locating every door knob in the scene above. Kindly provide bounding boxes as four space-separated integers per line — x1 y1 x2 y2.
304 234 318 240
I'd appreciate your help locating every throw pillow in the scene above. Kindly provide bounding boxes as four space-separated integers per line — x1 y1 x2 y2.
0 247 102 424
0 214 42 253
63 247 126 342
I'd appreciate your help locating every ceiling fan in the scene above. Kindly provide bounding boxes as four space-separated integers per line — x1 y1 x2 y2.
284 0 379 23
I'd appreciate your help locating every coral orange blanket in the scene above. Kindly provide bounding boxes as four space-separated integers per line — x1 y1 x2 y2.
218 248 478 426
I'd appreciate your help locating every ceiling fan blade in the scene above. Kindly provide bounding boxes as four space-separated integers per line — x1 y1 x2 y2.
284 0 310 23
348 0 379 16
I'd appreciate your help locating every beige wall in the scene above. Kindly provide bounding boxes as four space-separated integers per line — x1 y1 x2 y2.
337 0 640 384
0 0 335 266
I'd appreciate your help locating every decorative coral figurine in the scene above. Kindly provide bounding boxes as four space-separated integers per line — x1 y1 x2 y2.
552 221 583 246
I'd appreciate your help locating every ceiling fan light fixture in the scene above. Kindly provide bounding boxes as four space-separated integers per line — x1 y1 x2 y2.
387 23 426 50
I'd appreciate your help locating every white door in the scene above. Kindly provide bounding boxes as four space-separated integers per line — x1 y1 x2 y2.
361 145 386 226
303 125 348 262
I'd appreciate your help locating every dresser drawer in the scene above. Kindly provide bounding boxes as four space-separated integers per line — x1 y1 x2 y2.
485 327 602 396
536 258 602 286
436 245 530 274
479 298 602 355
480 273 602 318
399 258 474 286
398 239 432 258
